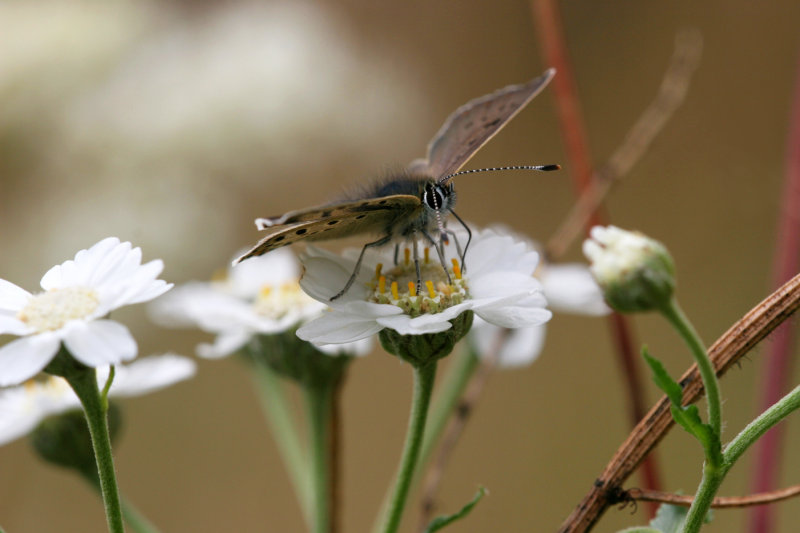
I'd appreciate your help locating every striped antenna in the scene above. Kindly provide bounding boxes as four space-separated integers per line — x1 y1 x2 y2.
437 164 560 185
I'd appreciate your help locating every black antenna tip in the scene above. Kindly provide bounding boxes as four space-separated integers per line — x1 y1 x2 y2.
540 164 561 171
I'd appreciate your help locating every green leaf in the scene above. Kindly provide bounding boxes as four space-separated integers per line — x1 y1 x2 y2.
649 502 689 533
616 528 662 533
423 487 486 533
642 347 683 405
642 347 723 465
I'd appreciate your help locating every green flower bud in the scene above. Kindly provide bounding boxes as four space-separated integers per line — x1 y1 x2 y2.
583 226 675 313
379 311 473 367
243 329 352 387
29 403 123 483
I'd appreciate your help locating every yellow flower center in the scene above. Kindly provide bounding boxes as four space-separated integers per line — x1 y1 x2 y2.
17 287 100 332
367 247 468 317
252 281 315 319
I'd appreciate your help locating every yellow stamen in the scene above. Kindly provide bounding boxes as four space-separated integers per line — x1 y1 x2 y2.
390 281 399 300
407 282 417 297
451 258 462 280
404 247 410 266
375 263 383 278
379 275 386 294
425 280 436 298
259 285 273 298
424 247 430 264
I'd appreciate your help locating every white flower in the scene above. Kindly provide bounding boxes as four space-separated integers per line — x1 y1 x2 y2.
469 262 609 368
0 354 195 446
0 238 172 386
296 228 553 345
583 225 675 312
149 248 372 358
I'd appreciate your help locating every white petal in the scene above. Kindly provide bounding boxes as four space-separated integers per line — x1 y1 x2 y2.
102 354 196 397
469 271 542 300
541 264 610 316
0 279 31 311
297 312 384 344
228 248 300 298
376 314 454 335
316 336 374 357
63 320 137 367
0 315 33 336
474 292 552 329
0 334 61 386
470 317 547 368
299 254 371 305
196 331 251 359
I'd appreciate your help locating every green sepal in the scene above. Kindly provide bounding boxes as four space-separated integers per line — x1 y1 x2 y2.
29 402 123 484
243 329 353 388
380 311 473 367
422 486 486 533
643 348 722 466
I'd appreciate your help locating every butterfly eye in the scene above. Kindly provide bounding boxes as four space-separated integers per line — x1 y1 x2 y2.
423 183 444 210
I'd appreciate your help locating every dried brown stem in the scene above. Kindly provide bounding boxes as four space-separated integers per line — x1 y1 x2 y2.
545 29 703 260
623 485 800 509
557 272 800 533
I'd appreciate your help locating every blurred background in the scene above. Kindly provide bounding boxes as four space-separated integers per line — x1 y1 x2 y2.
1 1 799 532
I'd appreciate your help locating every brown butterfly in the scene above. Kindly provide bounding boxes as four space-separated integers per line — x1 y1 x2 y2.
236 68 558 300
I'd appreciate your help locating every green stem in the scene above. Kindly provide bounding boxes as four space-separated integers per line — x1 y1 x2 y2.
304 382 335 533
66 369 125 533
682 462 727 533
120 496 161 533
725 383 800 466
380 362 438 533
659 298 722 440
249 361 313 527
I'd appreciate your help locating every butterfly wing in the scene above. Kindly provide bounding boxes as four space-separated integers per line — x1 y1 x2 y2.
236 194 421 262
420 68 555 179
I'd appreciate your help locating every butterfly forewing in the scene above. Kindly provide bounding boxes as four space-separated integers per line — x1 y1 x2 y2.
236 194 421 262
424 68 555 179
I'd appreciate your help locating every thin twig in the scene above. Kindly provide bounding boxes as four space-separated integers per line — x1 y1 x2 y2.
747 47 800 533
557 271 800 533
623 485 800 509
416 328 510 532
545 29 703 260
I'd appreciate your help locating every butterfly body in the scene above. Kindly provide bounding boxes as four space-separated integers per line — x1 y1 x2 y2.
236 68 557 298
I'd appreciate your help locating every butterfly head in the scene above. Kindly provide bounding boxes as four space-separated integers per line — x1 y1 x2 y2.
421 181 455 244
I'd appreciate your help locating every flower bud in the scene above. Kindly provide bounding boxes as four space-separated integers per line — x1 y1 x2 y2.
582 225 675 312
379 311 473 367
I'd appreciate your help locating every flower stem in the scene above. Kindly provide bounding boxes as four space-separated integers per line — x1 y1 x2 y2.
249 361 313 527
681 462 727 533
380 361 438 533
65 369 125 533
304 381 335 533
659 298 722 440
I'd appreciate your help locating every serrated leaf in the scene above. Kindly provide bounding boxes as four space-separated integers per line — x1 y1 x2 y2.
423 487 486 533
643 347 684 406
649 502 689 533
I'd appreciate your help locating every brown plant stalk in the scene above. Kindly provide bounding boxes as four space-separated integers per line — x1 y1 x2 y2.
623 485 800 509
557 271 800 533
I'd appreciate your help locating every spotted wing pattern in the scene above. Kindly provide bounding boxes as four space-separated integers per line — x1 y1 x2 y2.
236 194 421 263
423 68 555 180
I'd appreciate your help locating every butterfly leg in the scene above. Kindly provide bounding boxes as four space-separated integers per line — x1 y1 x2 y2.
448 209 472 274
330 235 392 301
411 235 422 294
421 229 452 284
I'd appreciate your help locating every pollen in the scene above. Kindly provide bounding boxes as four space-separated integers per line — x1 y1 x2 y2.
253 281 314 319
367 250 468 317
17 287 100 332
451 258 462 280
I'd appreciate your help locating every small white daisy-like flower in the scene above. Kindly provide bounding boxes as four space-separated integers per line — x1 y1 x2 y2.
0 354 195 446
296 228 553 345
470 262 609 368
0 238 172 387
583 225 675 312
149 248 372 358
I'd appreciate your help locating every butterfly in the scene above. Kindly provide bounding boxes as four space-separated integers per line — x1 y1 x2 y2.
236 68 558 300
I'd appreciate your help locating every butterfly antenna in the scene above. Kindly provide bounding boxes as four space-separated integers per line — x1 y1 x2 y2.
437 164 560 185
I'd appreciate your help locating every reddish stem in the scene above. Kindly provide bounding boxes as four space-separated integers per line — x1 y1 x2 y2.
747 50 800 533
529 0 662 510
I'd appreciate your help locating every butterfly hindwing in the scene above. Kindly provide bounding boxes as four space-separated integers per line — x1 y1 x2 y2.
237 194 422 262
423 68 555 179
